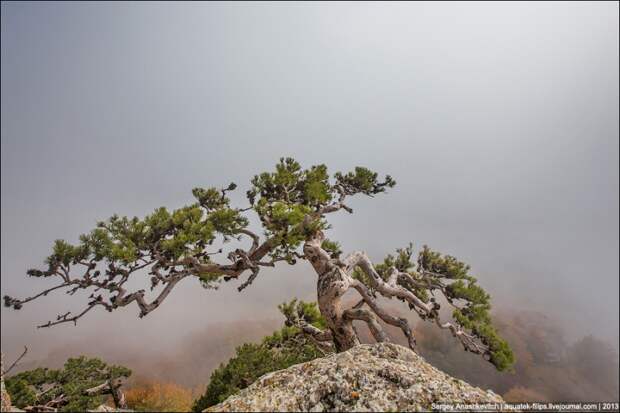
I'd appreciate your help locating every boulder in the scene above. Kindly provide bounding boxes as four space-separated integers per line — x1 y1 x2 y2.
207 343 506 412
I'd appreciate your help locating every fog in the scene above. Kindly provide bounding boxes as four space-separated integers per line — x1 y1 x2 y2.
1 0 618 374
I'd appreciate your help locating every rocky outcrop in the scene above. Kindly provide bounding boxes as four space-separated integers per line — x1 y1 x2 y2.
0 375 10 412
0 376 11 412
206 343 505 412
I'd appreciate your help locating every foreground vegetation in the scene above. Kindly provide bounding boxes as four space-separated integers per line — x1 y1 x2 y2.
5 356 130 412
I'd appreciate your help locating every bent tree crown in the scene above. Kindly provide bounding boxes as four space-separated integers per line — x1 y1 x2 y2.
5 157 514 371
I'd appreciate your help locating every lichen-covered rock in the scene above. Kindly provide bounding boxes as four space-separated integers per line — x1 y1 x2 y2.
206 343 506 412
1 354 12 412
0 375 10 412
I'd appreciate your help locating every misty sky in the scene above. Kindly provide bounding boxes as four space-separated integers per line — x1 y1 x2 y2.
1 1 618 362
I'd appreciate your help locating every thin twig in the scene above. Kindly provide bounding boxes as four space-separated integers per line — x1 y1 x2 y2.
3 345 28 376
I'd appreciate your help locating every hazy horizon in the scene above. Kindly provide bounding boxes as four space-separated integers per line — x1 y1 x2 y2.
2 1 618 369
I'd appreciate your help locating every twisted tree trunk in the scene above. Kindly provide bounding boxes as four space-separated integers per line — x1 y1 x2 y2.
302 229 427 353
303 231 362 352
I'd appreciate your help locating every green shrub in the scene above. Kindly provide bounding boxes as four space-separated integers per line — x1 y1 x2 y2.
192 300 325 412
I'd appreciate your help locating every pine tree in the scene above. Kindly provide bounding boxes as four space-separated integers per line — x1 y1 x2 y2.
5 356 130 411
5 158 514 372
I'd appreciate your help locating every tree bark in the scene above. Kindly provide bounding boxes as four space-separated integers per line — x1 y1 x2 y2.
302 231 425 353
303 231 364 352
